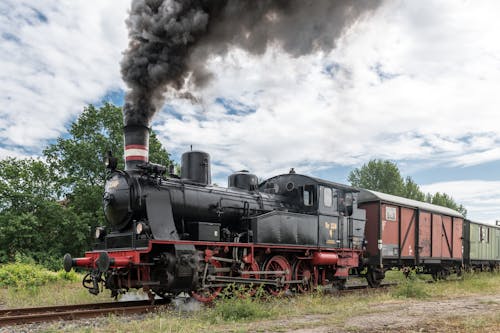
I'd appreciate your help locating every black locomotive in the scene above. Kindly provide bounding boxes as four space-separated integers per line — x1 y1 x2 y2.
64 125 366 301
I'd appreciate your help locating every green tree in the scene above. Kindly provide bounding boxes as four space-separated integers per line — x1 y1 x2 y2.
348 159 467 216
0 103 173 266
402 176 426 201
428 192 467 216
348 159 405 196
43 103 172 237
0 158 86 267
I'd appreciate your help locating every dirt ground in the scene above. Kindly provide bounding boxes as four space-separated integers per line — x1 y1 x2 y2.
244 294 500 332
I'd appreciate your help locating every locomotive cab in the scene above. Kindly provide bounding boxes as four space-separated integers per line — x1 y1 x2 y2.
256 174 366 249
259 174 357 216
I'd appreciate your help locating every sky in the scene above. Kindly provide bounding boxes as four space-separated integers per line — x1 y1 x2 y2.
1 1 499 224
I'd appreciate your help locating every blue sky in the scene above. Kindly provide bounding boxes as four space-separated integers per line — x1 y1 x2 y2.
1 1 500 224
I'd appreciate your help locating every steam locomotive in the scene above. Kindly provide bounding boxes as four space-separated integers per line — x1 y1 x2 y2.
64 125 367 301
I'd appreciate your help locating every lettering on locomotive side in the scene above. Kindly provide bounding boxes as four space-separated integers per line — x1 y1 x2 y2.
324 221 337 240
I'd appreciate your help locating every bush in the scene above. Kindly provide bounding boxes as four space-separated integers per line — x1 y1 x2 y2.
56 269 80 282
0 262 60 289
391 274 429 299
0 262 80 290
3 252 66 272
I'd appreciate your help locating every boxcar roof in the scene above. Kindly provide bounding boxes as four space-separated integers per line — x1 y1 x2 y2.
358 189 463 218
466 220 500 229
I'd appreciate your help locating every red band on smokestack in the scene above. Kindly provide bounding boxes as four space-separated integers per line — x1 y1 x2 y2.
125 145 148 162
123 125 150 171
125 156 148 162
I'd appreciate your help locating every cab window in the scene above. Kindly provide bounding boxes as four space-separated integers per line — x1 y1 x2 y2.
303 185 315 206
323 187 332 207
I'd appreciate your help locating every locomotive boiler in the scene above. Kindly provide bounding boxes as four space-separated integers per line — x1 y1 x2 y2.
64 125 367 301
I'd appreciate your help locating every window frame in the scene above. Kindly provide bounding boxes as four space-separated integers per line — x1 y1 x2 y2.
385 206 397 221
303 184 315 207
322 186 333 208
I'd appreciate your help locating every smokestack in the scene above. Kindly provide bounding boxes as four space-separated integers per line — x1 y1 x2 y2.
124 125 150 171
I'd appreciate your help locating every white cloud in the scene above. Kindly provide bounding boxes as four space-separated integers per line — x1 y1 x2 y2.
152 0 500 177
421 180 500 224
0 0 129 157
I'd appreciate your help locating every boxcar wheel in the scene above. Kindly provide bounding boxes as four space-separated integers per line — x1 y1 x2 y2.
366 267 383 288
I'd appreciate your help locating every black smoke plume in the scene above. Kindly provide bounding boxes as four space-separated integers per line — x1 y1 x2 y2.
121 0 381 126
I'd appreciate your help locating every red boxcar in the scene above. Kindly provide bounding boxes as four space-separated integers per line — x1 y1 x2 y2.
358 189 464 279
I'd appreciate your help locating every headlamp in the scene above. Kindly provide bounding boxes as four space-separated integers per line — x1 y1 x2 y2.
135 222 150 235
95 226 106 240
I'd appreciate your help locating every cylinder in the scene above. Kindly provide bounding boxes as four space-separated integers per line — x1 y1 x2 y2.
124 125 149 171
181 151 211 185
311 252 339 265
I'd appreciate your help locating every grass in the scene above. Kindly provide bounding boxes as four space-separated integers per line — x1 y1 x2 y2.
2 270 499 332
0 262 108 308
423 271 500 297
0 280 110 308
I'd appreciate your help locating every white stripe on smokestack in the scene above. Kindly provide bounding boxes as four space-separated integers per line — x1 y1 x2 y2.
123 125 150 171
125 145 148 162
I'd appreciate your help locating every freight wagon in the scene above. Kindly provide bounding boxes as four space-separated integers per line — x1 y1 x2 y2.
463 220 500 271
357 189 464 283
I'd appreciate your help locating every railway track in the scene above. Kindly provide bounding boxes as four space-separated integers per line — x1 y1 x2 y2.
345 282 398 290
0 299 169 327
329 281 398 295
0 283 398 327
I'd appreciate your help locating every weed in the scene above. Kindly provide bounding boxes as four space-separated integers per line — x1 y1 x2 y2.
391 273 429 299
208 284 275 323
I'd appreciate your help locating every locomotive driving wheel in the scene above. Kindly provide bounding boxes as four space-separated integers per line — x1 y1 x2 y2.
191 259 223 303
264 255 292 296
240 262 261 296
293 259 315 293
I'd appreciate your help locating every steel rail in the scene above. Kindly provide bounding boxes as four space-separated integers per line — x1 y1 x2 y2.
0 299 169 327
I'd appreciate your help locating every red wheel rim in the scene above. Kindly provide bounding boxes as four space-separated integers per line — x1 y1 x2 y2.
264 255 292 296
241 262 260 279
241 262 260 296
294 260 314 293
191 259 222 303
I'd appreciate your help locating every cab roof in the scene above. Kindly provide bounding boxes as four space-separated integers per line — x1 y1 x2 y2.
261 174 359 192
